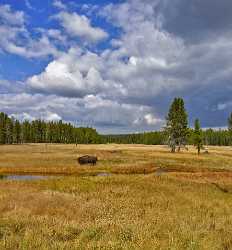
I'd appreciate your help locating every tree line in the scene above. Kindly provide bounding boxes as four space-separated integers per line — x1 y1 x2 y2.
1 97 232 149
102 129 232 147
165 97 232 153
102 132 166 145
103 98 232 152
0 112 101 144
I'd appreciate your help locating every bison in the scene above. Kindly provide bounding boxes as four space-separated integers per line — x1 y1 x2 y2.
78 155 98 165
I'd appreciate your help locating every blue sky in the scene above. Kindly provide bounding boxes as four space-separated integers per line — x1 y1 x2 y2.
0 0 232 133
0 0 119 80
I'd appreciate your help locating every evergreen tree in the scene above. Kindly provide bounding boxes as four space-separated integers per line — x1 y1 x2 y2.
228 113 232 132
13 120 21 143
5 117 13 144
0 112 7 144
0 112 102 145
193 119 203 154
165 98 189 152
1 110 232 147
22 120 31 143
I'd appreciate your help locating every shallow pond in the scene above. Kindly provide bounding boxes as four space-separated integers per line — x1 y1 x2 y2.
0 175 51 181
97 172 112 177
0 172 112 181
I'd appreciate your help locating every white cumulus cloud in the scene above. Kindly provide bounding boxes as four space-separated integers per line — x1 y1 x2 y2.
55 11 108 43
0 4 60 58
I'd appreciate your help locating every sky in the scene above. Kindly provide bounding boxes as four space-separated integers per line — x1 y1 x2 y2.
0 0 232 134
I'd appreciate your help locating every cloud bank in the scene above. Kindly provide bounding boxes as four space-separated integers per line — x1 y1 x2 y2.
0 0 232 133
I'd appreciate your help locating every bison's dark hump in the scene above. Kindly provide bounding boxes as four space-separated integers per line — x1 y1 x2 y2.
78 155 98 165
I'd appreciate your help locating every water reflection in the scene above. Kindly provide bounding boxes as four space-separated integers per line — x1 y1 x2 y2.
97 172 112 177
0 175 49 180
0 172 112 180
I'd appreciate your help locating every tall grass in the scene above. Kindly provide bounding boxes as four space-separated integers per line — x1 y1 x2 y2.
0 144 232 249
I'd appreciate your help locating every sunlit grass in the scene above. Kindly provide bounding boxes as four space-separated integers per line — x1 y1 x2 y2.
0 144 232 175
0 144 232 249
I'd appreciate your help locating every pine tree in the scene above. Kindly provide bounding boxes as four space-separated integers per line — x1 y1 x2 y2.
5 117 13 144
165 98 189 152
193 119 203 155
13 120 21 143
228 113 232 132
0 112 6 144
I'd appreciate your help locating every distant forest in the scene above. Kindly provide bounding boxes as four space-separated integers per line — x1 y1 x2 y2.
102 130 232 146
0 111 232 146
0 112 101 144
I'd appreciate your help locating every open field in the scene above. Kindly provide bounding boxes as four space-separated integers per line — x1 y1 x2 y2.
1 143 232 175
0 144 232 249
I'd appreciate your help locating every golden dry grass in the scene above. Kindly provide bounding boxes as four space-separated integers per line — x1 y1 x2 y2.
0 144 232 249
0 143 232 175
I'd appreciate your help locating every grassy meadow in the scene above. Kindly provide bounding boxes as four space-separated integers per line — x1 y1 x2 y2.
0 144 232 249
